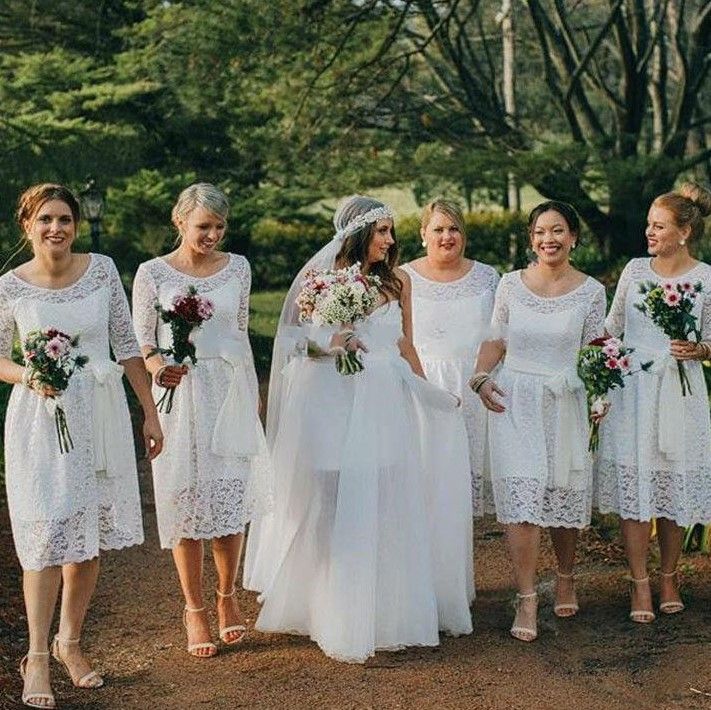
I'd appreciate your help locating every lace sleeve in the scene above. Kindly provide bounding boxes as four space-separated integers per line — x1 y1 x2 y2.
701 268 711 340
237 256 251 332
491 273 512 330
132 263 159 350
106 258 141 361
582 283 607 345
0 282 15 359
605 261 633 337
235 256 259 401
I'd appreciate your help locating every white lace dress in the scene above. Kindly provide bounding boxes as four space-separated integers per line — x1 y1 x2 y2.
132 254 271 549
488 271 606 528
402 260 499 517
596 258 711 525
0 254 144 571
246 302 472 662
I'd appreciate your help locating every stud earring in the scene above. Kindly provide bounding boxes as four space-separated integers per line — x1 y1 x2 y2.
421 240 427 248
679 240 686 246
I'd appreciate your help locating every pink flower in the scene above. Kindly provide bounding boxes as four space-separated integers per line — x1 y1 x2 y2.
663 282 674 291
602 342 620 357
605 357 619 369
663 291 680 306
682 282 693 292
44 337 66 360
196 299 214 320
619 356 631 372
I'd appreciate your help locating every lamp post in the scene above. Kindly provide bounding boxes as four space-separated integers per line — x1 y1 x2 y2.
80 176 105 252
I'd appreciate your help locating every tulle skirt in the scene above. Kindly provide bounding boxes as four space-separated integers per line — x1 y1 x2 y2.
244 352 471 662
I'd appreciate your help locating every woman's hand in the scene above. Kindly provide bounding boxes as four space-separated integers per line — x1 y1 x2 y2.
143 412 164 460
27 378 59 398
478 379 506 413
156 364 188 388
590 399 610 423
330 331 368 354
670 339 706 361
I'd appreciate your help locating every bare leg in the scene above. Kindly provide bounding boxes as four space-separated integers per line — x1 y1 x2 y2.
173 538 216 657
211 533 247 642
22 567 61 707
657 517 684 612
53 557 103 686
505 523 540 640
549 527 579 616
620 518 654 621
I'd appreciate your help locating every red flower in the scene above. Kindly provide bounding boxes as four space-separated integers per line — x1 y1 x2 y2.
588 337 608 347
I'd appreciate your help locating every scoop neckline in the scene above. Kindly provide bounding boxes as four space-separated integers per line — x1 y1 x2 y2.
516 269 590 300
647 257 703 280
158 253 232 279
405 260 477 285
10 253 95 292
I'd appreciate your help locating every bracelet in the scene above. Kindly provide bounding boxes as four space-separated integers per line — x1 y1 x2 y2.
468 371 490 393
21 366 33 389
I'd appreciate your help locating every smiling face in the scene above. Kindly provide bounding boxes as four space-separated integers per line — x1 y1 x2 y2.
24 199 77 256
422 209 465 264
365 218 395 266
645 205 690 257
177 206 226 255
530 209 576 266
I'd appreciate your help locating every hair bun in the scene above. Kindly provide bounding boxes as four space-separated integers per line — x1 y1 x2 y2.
678 182 711 218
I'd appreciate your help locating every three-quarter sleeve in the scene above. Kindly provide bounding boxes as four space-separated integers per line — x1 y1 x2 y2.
605 261 633 337
132 263 159 350
106 257 141 361
0 283 15 360
236 256 259 402
490 273 512 334
701 273 711 341
582 284 607 345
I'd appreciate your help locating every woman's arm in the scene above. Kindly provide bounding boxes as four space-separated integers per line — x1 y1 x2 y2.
396 268 426 377
121 356 163 459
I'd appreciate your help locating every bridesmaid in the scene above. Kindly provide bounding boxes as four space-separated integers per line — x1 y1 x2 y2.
596 183 711 622
402 199 498 627
0 184 162 708
472 201 606 642
132 183 271 658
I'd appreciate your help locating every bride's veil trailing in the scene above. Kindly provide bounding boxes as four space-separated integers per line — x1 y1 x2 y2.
264 195 394 447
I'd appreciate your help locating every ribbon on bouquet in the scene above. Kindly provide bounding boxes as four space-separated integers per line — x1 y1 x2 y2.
643 351 685 461
504 355 588 490
90 360 127 477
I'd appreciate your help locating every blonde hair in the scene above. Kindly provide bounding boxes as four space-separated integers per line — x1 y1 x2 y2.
653 182 711 241
171 182 229 229
420 199 467 254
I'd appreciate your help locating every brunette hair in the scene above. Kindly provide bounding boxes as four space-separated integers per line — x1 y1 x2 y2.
652 182 711 241
335 196 402 299
527 200 580 238
16 183 81 230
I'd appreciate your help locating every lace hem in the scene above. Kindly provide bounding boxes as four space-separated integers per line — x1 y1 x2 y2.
595 458 711 525
492 477 592 528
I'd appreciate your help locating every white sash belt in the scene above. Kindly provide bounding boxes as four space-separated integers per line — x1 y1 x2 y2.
90 360 126 477
638 349 685 461
504 354 587 489
197 333 261 458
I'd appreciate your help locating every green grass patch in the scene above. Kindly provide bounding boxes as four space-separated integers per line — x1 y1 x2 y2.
249 290 286 377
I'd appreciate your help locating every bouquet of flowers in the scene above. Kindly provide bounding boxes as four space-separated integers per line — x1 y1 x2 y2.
577 336 651 452
149 285 214 412
23 328 89 453
296 262 381 375
634 279 703 395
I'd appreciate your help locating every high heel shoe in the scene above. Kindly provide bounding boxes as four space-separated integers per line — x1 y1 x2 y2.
627 576 656 623
216 587 247 645
19 650 56 708
51 635 103 688
553 571 579 618
659 569 685 614
510 591 538 642
182 606 218 658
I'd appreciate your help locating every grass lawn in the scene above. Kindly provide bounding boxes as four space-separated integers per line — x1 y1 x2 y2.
249 290 286 377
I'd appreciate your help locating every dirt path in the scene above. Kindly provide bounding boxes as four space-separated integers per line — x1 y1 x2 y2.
2 467 711 710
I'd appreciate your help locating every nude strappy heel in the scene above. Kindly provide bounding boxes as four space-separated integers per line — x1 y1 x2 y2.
510 591 538 642
20 650 56 708
553 571 579 618
658 569 685 614
182 606 218 658
627 576 656 623
51 635 103 688
216 587 247 645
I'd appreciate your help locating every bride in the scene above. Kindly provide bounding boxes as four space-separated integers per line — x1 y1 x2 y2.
244 195 472 662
